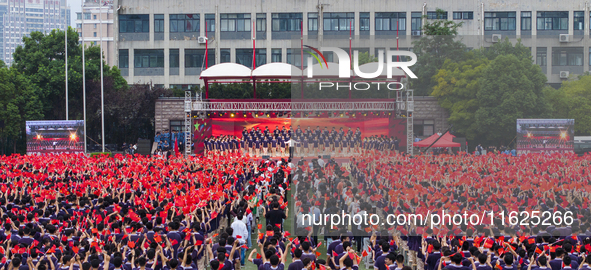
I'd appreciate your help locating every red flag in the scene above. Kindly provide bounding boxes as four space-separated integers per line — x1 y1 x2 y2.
128 241 136 248
332 250 338 257
362 250 368 257
154 234 163 243
258 224 262 230
72 246 79 254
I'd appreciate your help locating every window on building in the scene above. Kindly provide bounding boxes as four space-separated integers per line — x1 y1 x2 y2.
76 13 81 20
170 14 199 32
427 11 447 20
271 48 281 62
185 49 215 68
154 14 164 33
170 49 179 68
521 11 532 30
536 47 547 66
271 13 302 32
552 48 583 66
453 11 473 20
414 120 434 136
119 14 149 33
375 12 406 31
94 23 97 29
574 11 584 30
169 120 183 132
93 41 97 45
119 49 128 68
93 32 97 37
286 48 302 67
235 49 266 68
93 15 96 19
84 13 91 20
76 23 82 29
360 12 370 31
411 12 422 35
205 14 215 32
537 11 568 30
134 49 164 68
220 13 250 32
484 12 516 30
256 13 266 32
170 85 200 91
323 12 354 31
220 49 231 63
308 13 318 31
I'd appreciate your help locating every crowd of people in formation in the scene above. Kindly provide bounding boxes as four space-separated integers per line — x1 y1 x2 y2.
0 153 295 270
154 129 189 156
291 151 591 270
204 125 402 157
4 148 591 270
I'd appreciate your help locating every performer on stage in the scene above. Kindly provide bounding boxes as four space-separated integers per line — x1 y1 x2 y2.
262 136 269 156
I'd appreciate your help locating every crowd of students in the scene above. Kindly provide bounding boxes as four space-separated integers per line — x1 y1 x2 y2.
154 130 189 155
2 148 591 270
290 151 591 270
0 153 293 270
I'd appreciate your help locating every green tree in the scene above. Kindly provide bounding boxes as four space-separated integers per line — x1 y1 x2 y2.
411 8 467 96
12 27 128 121
431 53 489 141
547 75 591 135
474 54 548 145
0 65 44 154
356 51 378 65
482 37 532 61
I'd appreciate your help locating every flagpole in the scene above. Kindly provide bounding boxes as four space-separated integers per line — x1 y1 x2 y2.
100 1 105 152
65 22 68 120
82 1 87 154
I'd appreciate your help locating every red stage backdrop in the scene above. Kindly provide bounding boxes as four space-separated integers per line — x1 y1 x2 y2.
207 117 406 146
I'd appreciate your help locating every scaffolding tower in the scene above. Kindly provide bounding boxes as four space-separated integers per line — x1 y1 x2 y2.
184 90 192 157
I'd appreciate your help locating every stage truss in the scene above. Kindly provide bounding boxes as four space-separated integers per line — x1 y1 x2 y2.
184 90 415 156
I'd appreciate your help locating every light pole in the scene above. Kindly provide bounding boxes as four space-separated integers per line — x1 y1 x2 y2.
65 24 68 120
82 1 87 153
99 1 105 152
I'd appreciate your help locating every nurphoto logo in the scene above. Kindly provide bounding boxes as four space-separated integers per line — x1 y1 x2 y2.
304 46 418 91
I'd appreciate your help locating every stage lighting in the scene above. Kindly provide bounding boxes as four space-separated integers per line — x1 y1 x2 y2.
36 135 41 140
70 134 77 140
266 113 270 117
560 132 567 139
255 113 258 118
340 113 344 117
230 113 235 117
363 113 367 117
243 114 247 117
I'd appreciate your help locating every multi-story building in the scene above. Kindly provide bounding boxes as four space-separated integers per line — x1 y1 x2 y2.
113 0 591 89
0 0 70 65
75 0 115 67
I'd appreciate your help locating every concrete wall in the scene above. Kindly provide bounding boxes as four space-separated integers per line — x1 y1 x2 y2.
413 96 449 137
155 98 185 133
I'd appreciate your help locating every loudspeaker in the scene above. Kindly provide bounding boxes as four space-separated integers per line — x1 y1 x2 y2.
137 139 151 155
262 155 271 159
322 155 331 159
